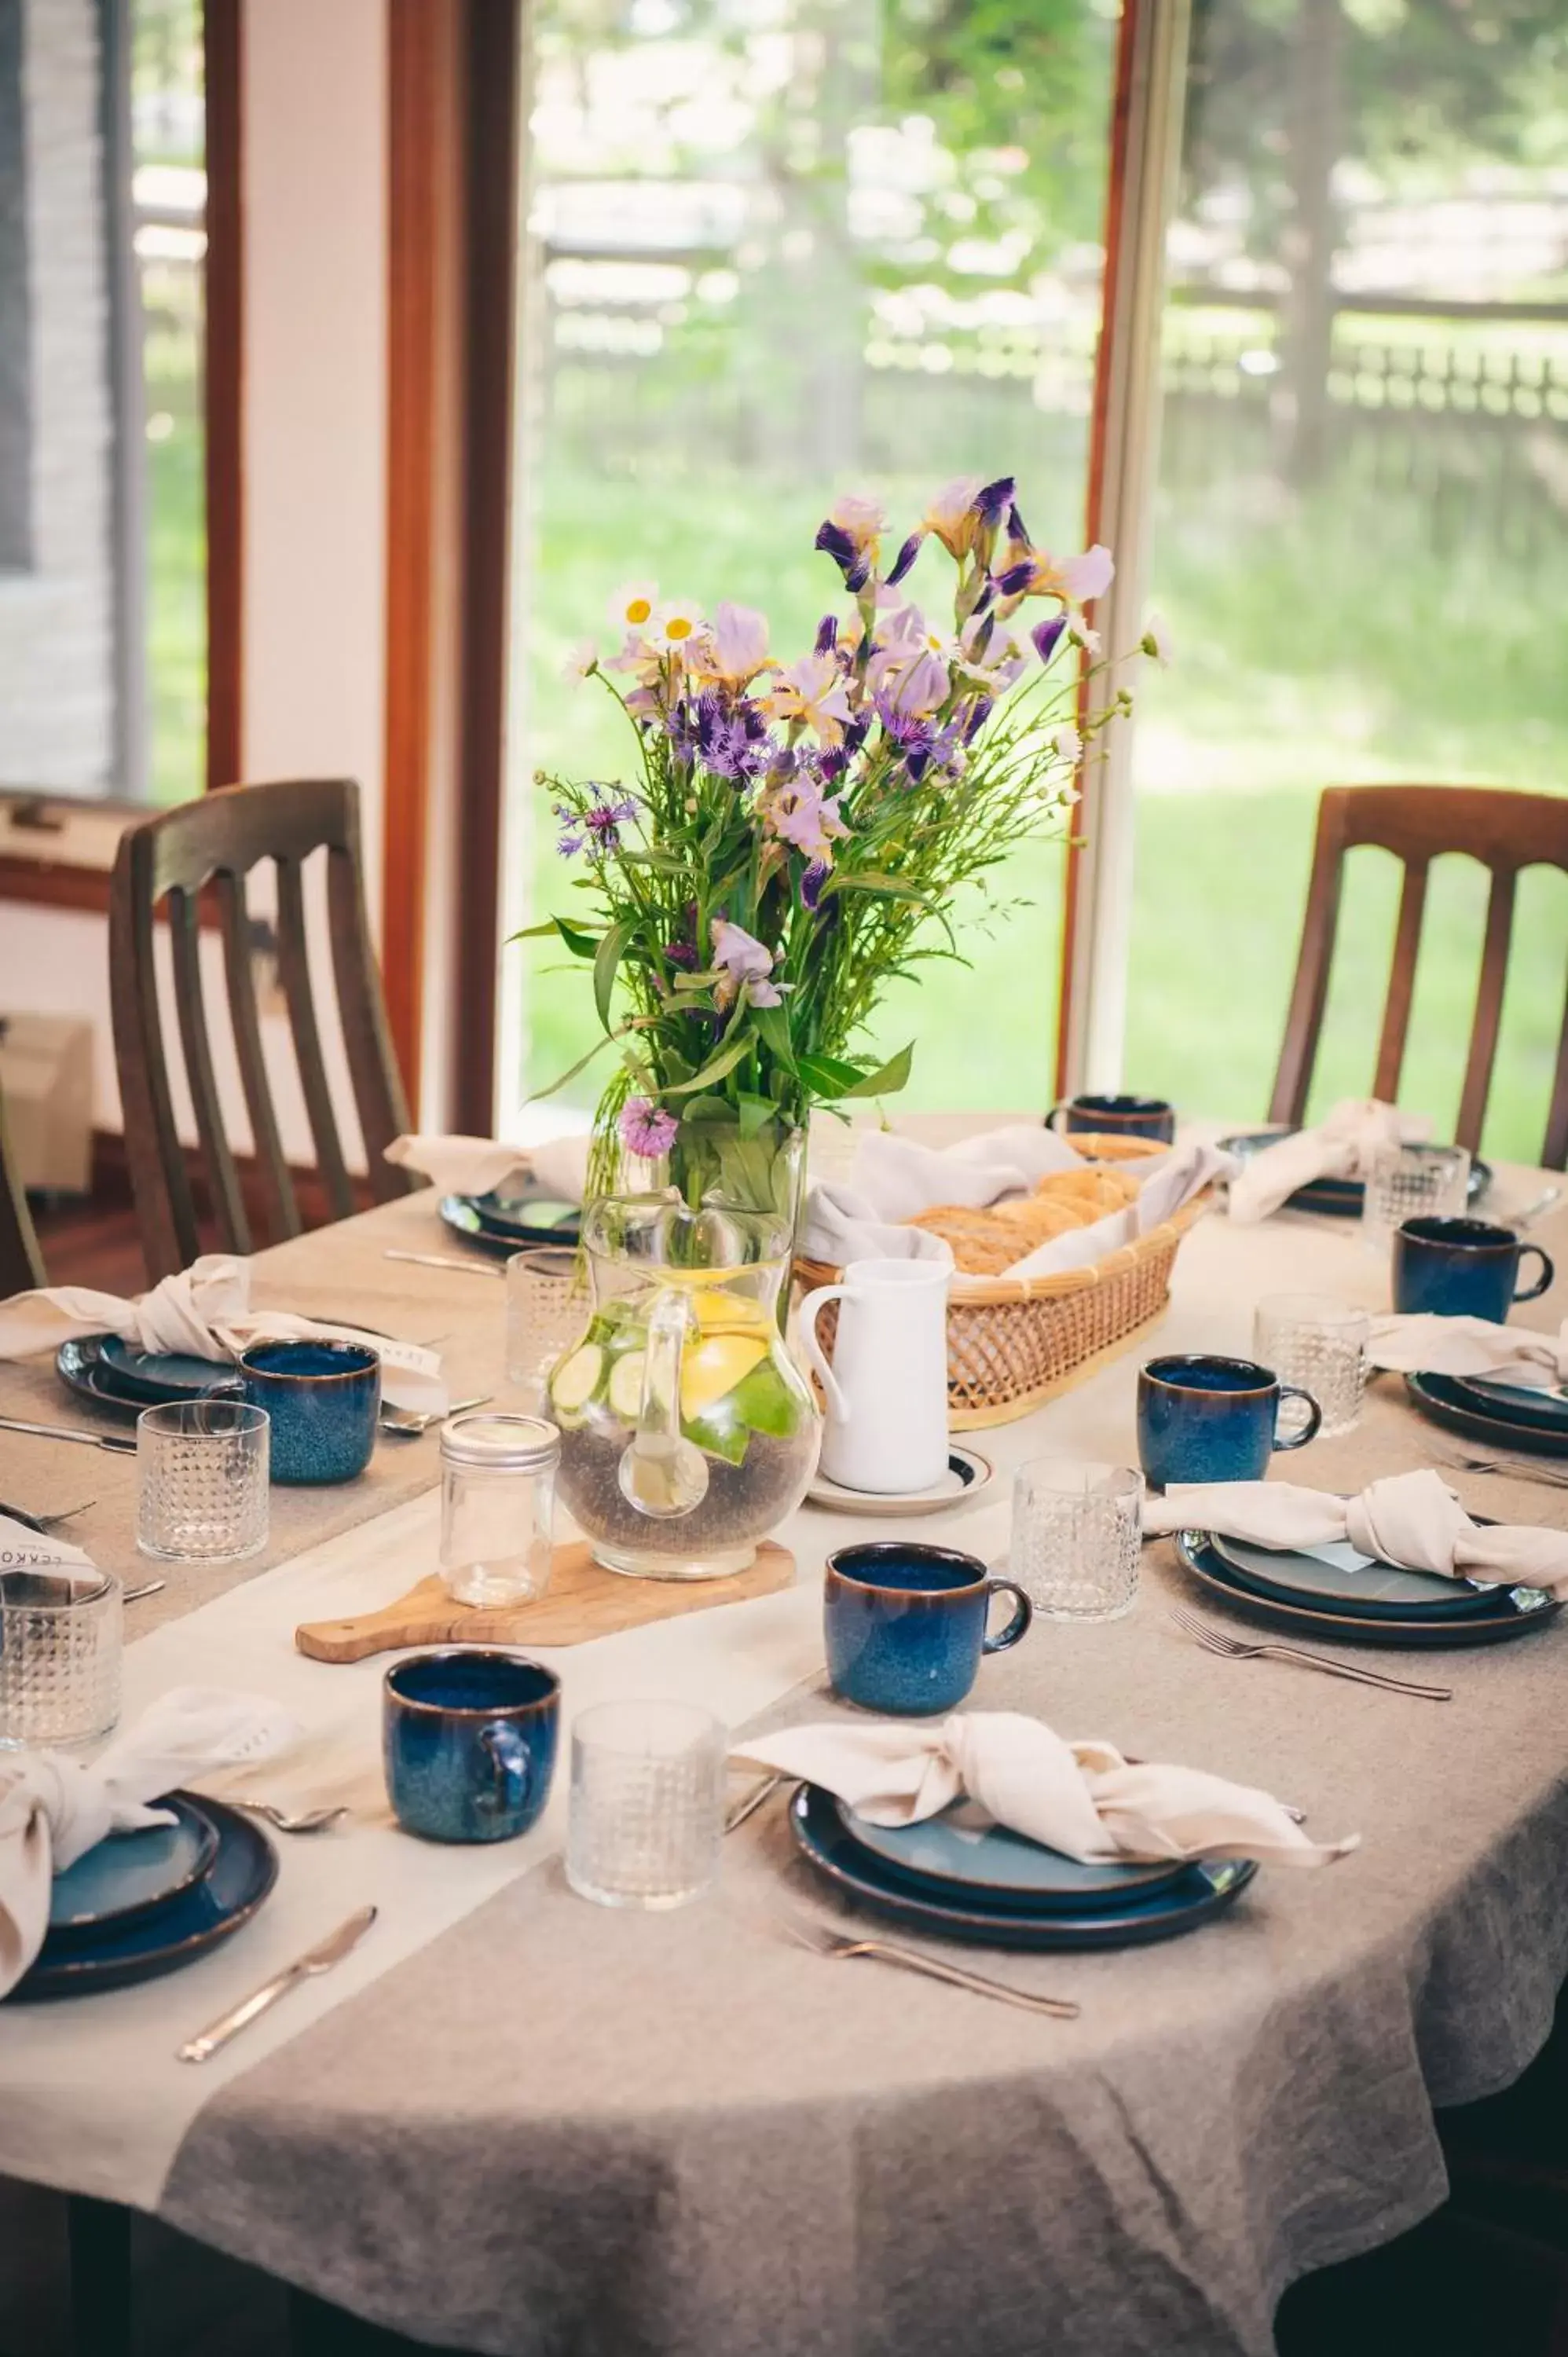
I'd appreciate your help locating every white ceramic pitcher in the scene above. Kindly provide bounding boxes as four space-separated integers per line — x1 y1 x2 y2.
797 1255 951 1494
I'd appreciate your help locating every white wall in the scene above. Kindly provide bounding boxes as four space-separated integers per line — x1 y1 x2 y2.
0 0 390 1168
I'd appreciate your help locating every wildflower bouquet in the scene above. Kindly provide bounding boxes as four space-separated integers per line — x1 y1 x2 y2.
529 473 1145 1219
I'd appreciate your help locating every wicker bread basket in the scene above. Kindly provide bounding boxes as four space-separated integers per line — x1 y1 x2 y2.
793 1134 1211 1431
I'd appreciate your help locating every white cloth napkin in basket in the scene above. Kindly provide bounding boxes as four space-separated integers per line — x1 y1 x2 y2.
800 1127 1232 1281
1144 1468 1568 1595
1227 1099 1429 1224
0 1687 299 1997
0 1256 446 1416
735 1712 1354 1868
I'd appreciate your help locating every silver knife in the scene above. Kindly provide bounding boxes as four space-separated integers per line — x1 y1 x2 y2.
0 1415 137 1456
382 1248 504 1279
177 1905 378 2064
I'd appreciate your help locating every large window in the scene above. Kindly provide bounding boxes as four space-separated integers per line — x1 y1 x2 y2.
0 0 204 804
1123 0 1568 1157
500 0 1119 1132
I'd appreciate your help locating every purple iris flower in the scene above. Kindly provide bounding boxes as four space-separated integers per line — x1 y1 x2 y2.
971 578 995 618
1007 501 1029 545
964 695 993 743
815 519 872 593
873 693 965 786
814 614 839 656
800 860 830 912
843 714 870 756
674 689 770 782
994 559 1034 599
817 746 848 783
886 532 922 588
973 477 1014 528
1031 616 1067 667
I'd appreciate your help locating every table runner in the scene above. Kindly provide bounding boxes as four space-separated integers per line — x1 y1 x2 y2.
2 1135 1566 2357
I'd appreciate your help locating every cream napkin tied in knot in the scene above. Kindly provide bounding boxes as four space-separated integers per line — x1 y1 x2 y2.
1145 1468 1568 1595
1227 1098 1429 1225
385 1131 590 1206
1368 1314 1568 1389
0 1686 300 1997
0 1255 446 1416
735 1711 1354 1868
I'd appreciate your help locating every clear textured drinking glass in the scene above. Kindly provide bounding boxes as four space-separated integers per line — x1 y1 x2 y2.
1254 1294 1371 1439
1361 1142 1471 1249
137 1400 270 1563
506 1247 586 1403
1008 1459 1143 1622
566 1699 728 1909
0 1568 123 1747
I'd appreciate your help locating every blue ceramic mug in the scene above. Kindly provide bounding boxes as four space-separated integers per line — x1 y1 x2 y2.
383 1651 560 1844
1046 1094 1176 1145
238 1339 380 1484
1392 1216 1553 1324
824 1541 1033 1717
1138 1353 1321 1490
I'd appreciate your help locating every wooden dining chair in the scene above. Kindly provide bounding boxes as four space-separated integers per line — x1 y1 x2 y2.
0 1080 46 1296
1269 786 1568 1169
110 779 419 1282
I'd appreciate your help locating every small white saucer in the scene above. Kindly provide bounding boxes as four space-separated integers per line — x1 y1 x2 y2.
805 1446 995 1516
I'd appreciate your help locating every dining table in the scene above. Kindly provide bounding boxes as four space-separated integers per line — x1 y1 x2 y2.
2 1114 1567 2357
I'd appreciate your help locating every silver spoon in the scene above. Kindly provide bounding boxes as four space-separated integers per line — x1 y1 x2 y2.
233 1801 350 1835
379 1392 490 1439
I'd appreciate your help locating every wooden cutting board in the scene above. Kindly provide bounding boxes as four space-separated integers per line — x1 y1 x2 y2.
295 1538 797 1663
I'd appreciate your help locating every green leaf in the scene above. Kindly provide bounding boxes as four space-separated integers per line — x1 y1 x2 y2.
735 1090 782 1139
680 1095 739 1127
820 871 939 909
661 1032 755 1097
522 1027 622 1106
797 1043 916 1102
752 1001 797 1072
510 914 599 959
593 921 630 1032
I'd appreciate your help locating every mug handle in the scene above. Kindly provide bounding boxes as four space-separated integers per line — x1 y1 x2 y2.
797 1285 852 1420
1272 1384 1322 1452
1515 1245 1554 1303
478 1722 532 1818
1044 1105 1066 1134
981 1578 1034 1653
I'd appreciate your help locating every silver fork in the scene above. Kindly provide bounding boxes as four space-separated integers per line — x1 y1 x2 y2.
1168 1603 1453 1701
1432 1446 1568 1491
770 1908 1079 2018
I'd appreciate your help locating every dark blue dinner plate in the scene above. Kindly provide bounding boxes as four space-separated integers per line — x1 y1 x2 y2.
47 1795 221 1939
790 1783 1257 1950
1405 1370 1568 1460
57 1334 240 1422
1446 1373 1568 1437
439 1191 580 1258
1218 1131 1491 1218
1175 1528 1558 1648
13 1796 277 2000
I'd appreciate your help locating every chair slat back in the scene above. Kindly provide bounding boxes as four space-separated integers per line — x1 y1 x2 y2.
0 1081 46 1297
110 779 418 1281
1270 786 1568 1167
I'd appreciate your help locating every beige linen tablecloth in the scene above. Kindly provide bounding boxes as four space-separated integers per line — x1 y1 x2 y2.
3 1138 1568 2357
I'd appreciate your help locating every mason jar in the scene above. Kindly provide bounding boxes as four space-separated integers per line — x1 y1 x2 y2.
438 1413 559 1608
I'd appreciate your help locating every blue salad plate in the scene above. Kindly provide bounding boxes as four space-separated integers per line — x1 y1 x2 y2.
47 1794 221 1941
1405 1370 1568 1459
13 1795 278 2000
789 1783 1256 1950
439 1190 581 1259
1174 1528 1557 1648
56 1334 240 1423
1218 1131 1491 1219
